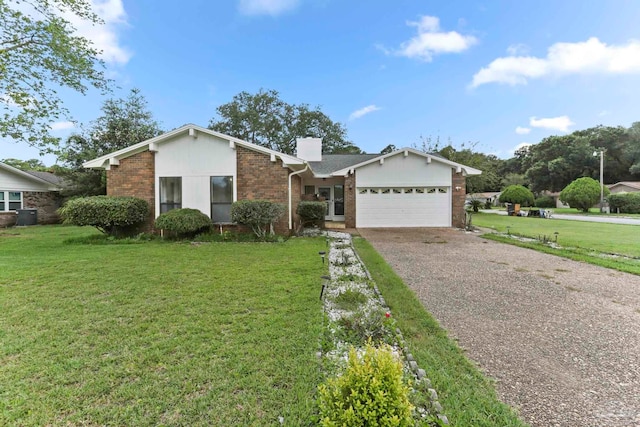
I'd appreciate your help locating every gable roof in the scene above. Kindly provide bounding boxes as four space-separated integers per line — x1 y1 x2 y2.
0 162 62 190
83 124 306 170
329 147 482 177
308 154 379 176
24 171 65 186
608 181 640 190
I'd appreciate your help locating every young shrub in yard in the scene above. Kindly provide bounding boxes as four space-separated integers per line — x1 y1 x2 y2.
318 343 414 427
337 307 396 346
560 177 609 212
467 198 483 213
297 201 326 227
58 196 149 237
154 208 212 237
231 200 286 240
499 185 534 207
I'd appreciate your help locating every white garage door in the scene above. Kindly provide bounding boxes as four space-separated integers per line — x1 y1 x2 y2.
356 187 450 227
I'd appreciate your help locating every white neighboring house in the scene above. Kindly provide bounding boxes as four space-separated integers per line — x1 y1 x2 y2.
0 162 63 226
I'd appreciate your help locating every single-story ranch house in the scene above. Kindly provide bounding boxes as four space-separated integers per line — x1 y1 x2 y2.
0 162 64 227
84 124 481 233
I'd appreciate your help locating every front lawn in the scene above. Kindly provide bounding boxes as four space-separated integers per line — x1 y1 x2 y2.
472 212 640 274
0 226 324 426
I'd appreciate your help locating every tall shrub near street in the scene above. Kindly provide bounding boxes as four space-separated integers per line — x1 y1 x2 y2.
58 196 149 237
499 185 534 206
607 192 640 213
560 177 609 212
231 200 285 239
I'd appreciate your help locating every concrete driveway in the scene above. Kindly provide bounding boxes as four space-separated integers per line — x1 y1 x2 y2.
359 228 640 427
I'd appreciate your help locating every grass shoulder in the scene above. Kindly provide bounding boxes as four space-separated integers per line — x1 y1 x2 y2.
352 237 528 427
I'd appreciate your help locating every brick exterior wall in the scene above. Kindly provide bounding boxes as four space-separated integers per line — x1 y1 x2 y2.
0 212 17 227
23 191 62 224
451 170 466 228
345 173 356 228
236 146 300 234
106 150 155 229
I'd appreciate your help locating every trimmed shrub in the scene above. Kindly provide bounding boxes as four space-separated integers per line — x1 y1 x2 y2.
231 200 286 239
58 196 149 237
499 185 534 206
560 177 609 212
155 208 212 237
534 195 555 208
297 201 326 227
608 192 640 213
317 343 414 427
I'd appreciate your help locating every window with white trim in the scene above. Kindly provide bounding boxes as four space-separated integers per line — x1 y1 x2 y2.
159 177 182 213
211 176 234 223
0 191 22 212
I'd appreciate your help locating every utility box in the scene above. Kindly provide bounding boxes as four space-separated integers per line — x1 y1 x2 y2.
16 209 38 226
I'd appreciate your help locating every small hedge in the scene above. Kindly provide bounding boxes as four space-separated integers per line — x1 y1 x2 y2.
231 200 286 240
534 195 555 208
297 201 326 227
317 343 414 427
608 192 640 213
58 196 149 237
155 208 212 237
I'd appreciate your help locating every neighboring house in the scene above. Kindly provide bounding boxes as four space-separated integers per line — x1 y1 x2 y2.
83 124 481 233
607 182 640 194
0 162 64 227
466 192 501 206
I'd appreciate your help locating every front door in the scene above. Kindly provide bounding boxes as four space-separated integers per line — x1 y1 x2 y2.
318 185 345 221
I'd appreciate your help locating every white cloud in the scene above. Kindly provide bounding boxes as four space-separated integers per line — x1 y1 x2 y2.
515 126 531 135
506 43 529 56
349 105 381 121
238 0 299 16
50 121 75 131
472 37 640 87
65 0 131 65
529 115 575 132
383 15 477 62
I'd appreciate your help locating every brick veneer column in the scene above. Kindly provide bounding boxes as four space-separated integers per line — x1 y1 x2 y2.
451 170 466 228
106 150 155 229
236 146 298 234
345 173 356 228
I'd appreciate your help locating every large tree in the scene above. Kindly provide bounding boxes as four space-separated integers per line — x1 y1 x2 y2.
209 89 362 155
1 0 109 152
1 157 48 171
58 88 163 196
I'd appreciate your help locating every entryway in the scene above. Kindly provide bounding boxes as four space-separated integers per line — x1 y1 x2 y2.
317 184 345 222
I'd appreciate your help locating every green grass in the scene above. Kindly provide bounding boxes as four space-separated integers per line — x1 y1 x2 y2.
0 225 325 426
352 238 528 427
472 212 640 275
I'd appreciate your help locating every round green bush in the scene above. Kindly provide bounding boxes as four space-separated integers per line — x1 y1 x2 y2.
499 185 534 206
58 196 149 237
318 343 414 427
154 208 212 236
559 177 609 212
608 192 640 213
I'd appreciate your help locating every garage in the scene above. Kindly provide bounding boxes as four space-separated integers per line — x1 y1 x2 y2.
356 186 451 227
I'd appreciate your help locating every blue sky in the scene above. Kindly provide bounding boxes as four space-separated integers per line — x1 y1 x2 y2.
4 0 640 166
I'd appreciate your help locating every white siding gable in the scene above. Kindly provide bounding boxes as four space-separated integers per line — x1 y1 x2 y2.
154 132 237 218
356 153 452 187
0 169 52 191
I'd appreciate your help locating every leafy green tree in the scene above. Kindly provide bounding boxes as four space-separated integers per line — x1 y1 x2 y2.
559 177 609 212
1 158 48 171
379 144 396 154
209 89 362 155
499 185 534 206
1 0 110 152
58 89 163 196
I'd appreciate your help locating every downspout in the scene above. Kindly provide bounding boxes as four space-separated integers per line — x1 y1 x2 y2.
288 163 309 231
